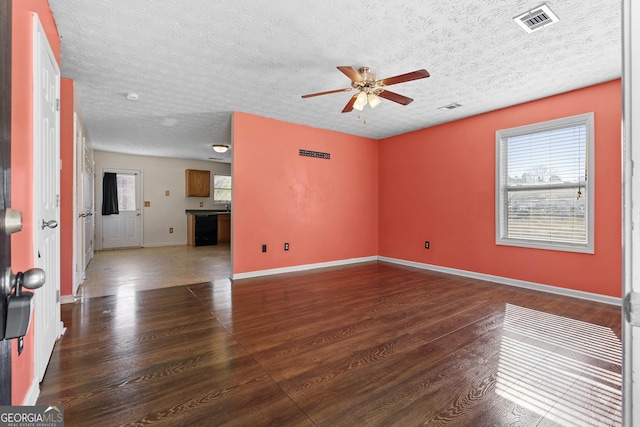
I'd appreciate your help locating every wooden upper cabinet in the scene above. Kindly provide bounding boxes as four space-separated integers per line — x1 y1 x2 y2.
185 169 210 197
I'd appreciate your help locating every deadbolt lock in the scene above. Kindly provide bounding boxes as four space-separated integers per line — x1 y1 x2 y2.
0 208 22 235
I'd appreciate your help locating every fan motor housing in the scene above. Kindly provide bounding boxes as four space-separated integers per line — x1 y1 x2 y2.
352 67 379 92
358 67 377 82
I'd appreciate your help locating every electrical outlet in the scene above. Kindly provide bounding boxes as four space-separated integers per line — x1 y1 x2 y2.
199 202 203 207
262 244 267 253
284 242 289 251
165 190 170 196
169 228 173 233
144 201 150 207
425 241 430 249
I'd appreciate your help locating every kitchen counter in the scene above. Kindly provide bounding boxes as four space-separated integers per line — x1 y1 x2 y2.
185 209 231 215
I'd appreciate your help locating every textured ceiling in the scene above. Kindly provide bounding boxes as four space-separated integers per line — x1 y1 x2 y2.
49 0 621 164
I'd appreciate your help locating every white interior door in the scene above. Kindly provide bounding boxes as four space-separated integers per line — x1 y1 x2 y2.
623 0 639 424
33 14 62 382
102 169 142 249
73 113 84 294
83 139 94 266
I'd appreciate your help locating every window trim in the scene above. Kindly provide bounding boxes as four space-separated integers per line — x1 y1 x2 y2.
495 112 595 253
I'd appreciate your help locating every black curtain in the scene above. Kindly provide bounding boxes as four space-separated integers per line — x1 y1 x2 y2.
102 172 119 215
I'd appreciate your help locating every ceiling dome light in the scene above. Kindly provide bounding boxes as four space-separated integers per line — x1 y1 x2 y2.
212 144 228 153
126 92 139 101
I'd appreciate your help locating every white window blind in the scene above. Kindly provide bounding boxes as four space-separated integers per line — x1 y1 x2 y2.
496 113 594 253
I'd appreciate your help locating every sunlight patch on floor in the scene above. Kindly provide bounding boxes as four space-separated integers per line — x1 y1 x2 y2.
496 304 621 427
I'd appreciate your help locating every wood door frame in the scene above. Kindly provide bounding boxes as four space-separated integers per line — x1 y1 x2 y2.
0 0 12 405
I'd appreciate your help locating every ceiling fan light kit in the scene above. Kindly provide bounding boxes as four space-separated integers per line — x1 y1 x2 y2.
302 66 430 114
367 93 381 108
353 92 367 111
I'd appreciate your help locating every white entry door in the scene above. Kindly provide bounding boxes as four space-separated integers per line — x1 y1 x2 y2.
33 15 62 382
102 169 142 249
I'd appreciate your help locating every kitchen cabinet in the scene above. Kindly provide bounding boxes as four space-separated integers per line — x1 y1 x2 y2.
185 169 210 197
187 214 196 246
217 214 230 242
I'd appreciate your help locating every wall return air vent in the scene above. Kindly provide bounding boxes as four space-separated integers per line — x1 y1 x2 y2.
514 4 559 33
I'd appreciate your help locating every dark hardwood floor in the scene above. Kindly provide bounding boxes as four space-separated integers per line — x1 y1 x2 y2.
37 261 622 426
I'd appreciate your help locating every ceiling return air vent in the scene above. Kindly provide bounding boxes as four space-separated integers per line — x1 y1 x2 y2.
438 102 463 111
514 4 559 33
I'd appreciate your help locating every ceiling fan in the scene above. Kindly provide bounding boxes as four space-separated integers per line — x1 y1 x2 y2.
301 66 430 113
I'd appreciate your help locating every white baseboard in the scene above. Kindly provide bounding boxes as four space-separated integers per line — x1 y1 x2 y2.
232 255 619 305
22 377 39 405
379 256 621 306
232 256 379 280
60 295 75 305
141 242 188 248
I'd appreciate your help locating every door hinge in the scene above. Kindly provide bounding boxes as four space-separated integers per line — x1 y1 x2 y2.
56 290 60 303
56 98 60 111
56 194 60 207
624 291 640 326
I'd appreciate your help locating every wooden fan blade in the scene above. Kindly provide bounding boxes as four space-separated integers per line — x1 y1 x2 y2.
337 66 364 82
377 90 414 105
342 94 358 113
301 88 352 98
378 69 430 86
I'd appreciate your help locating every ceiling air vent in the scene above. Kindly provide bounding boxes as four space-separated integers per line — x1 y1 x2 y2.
514 4 559 33
438 102 463 111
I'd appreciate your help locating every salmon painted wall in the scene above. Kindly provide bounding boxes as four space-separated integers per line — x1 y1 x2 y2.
60 78 74 297
11 0 60 404
232 112 378 274
379 80 622 298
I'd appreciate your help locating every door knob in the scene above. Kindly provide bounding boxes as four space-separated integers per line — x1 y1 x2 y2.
18 268 46 290
1 208 22 235
2 267 45 295
41 219 58 229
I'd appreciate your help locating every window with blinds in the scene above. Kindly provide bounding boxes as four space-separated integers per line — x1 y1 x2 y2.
495 113 594 253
